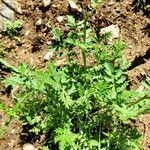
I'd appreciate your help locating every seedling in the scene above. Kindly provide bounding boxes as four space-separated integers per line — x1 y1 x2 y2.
4 20 22 38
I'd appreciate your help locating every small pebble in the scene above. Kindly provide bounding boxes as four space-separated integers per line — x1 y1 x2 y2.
57 16 64 23
11 129 16 134
108 1 114 6
35 18 42 26
44 51 55 61
68 0 82 12
115 7 121 13
47 40 52 45
25 30 31 36
42 0 51 7
23 143 35 150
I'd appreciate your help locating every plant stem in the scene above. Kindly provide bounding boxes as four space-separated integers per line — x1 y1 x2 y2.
83 16 87 44
127 95 150 108
82 14 88 72
0 58 19 73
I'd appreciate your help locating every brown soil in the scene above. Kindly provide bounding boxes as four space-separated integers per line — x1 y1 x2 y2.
0 0 150 149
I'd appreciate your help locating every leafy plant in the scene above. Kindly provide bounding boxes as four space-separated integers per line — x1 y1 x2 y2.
90 0 102 9
4 20 22 38
0 43 5 57
133 0 150 15
0 14 150 150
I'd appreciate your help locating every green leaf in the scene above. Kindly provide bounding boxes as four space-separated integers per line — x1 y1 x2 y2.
52 27 62 41
60 89 74 108
0 58 19 73
104 76 114 83
89 139 99 148
115 69 123 79
67 15 75 24
104 62 114 77
114 104 138 123
91 0 102 8
65 37 75 45
42 146 49 150
76 20 84 28
116 76 126 84
112 38 126 59
55 124 77 150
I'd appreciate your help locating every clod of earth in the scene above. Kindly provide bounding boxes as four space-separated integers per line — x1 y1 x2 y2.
54 56 68 66
44 51 55 61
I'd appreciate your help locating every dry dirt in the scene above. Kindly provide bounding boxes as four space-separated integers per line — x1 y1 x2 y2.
0 0 150 149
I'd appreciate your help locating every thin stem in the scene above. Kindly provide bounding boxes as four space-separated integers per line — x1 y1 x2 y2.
127 95 150 108
0 58 19 73
82 14 88 72
83 16 87 44
98 120 101 150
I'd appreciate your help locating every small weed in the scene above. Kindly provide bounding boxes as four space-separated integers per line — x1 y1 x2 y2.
4 20 22 38
0 43 9 57
0 43 5 57
133 0 150 15
90 0 102 9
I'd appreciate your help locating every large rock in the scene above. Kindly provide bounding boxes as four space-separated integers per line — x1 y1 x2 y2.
0 16 4 31
0 3 15 20
3 0 23 14
0 0 22 31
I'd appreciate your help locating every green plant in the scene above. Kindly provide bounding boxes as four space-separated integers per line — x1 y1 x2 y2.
0 14 150 150
90 0 102 9
4 20 22 38
133 0 150 15
0 43 10 57
0 43 5 57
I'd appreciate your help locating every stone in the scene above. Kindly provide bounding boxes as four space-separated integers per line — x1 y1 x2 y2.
0 0 15 20
0 0 17 31
0 17 4 31
2 0 22 14
43 0 51 7
108 1 114 6
44 51 55 61
35 18 42 26
11 129 16 134
56 16 64 22
0 0 23 31
101 24 119 40
23 143 35 150
68 0 82 12
115 7 121 13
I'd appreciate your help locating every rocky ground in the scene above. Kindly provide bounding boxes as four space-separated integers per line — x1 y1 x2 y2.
0 0 150 149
